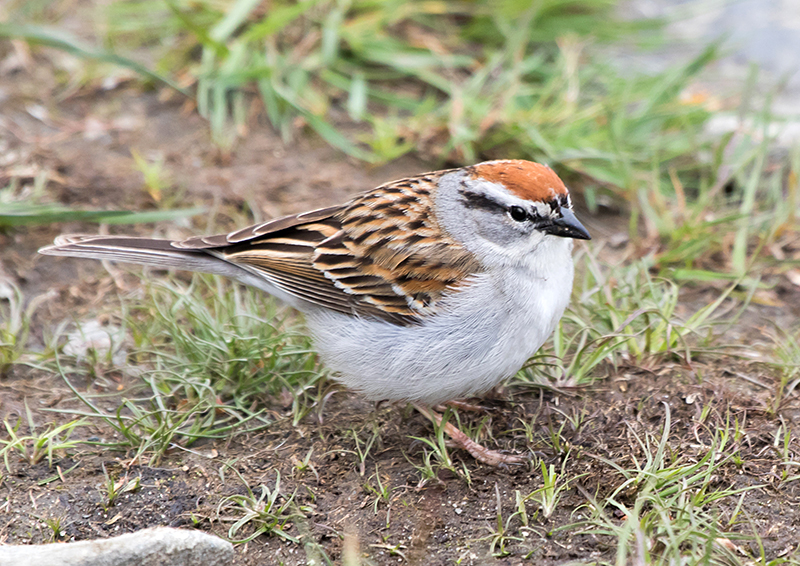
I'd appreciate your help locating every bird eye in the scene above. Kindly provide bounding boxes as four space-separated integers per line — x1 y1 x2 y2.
509 206 527 222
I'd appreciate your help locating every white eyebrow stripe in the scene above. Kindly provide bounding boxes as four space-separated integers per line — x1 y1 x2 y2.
471 181 517 205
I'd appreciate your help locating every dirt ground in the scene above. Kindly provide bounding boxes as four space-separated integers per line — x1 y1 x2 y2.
3 53 800 565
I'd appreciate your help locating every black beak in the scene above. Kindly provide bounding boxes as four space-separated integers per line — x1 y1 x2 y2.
542 208 591 240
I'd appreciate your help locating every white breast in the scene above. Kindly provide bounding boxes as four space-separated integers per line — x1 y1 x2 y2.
305 238 574 405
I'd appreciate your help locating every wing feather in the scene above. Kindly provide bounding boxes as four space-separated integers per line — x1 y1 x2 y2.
173 175 482 324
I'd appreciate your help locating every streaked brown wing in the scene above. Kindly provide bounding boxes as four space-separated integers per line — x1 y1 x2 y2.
316 176 482 314
176 205 406 322
225 218 416 324
172 175 481 324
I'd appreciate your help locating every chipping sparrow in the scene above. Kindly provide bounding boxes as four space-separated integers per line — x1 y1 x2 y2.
40 159 590 465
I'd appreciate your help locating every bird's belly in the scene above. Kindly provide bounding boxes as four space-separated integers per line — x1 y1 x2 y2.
305 267 572 405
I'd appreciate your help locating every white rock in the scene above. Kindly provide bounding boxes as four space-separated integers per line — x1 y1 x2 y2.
0 527 233 566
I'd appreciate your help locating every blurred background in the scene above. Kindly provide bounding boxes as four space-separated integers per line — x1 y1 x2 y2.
1 0 798 274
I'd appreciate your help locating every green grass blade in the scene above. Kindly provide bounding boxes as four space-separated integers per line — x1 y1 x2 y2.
0 205 204 227
242 0 325 41
210 0 262 42
0 23 190 97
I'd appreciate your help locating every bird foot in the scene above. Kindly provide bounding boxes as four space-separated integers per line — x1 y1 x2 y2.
435 399 491 413
413 403 527 467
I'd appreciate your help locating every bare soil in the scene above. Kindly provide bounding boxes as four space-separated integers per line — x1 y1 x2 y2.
2 50 800 565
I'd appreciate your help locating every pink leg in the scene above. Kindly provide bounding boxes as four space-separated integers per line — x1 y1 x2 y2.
412 403 527 467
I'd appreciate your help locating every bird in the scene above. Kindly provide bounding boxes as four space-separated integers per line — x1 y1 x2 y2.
40 159 590 466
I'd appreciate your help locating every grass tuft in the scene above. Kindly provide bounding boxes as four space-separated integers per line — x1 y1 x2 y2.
216 467 307 543
0 409 87 471
571 404 760 565
516 254 738 390
54 274 324 465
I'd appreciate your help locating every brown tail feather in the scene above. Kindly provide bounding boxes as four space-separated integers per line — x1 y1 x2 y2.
39 235 241 278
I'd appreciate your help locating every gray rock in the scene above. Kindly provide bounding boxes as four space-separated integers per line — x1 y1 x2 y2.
0 527 233 566
617 0 800 146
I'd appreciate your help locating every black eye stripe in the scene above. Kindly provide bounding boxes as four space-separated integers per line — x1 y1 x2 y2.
461 192 534 221
458 184 571 220
458 189 507 214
